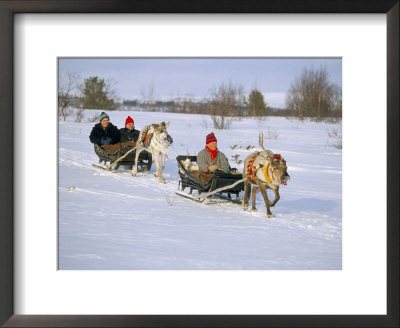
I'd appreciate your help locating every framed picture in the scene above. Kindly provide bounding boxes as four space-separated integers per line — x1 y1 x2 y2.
0 1 398 327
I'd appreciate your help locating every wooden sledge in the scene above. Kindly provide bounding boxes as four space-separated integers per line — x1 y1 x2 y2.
94 141 152 171
176 155 244 202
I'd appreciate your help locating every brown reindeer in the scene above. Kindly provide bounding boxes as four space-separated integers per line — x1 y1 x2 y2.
242 133 290 217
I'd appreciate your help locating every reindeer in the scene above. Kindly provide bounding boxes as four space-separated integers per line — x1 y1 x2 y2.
131 121 172 183
242 133 290 217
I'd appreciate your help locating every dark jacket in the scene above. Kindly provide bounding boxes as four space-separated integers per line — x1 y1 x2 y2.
89 122 120 145
119 127 140 143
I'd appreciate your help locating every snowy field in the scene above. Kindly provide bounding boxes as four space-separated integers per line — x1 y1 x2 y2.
58 111 342 270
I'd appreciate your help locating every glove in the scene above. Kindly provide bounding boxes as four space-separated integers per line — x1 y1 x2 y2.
208 165 218 172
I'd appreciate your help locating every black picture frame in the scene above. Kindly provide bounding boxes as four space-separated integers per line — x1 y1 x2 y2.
0 1 398 327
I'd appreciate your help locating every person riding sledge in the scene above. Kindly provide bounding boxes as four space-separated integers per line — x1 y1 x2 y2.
197 132 230 174
119 116 140 143
89 112 120 146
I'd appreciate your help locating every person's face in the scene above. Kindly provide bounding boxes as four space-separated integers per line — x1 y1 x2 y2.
101 118 109 128
207 141 217 151
126 123 134 130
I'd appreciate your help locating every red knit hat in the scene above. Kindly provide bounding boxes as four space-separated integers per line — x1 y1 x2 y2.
206 132 217 144
125 116 134 126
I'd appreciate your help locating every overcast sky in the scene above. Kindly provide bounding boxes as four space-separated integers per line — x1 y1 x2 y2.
59 58 341 108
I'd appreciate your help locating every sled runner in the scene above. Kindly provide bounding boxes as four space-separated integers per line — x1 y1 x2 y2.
176 155 244 203
94 142 152 171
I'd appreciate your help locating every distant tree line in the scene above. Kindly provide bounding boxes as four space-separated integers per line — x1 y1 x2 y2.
59 66 342 126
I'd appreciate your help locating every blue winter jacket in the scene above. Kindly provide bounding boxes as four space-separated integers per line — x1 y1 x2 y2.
89 122 120 145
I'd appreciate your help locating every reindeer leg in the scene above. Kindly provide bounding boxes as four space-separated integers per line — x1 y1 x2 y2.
256 179 274 218
269 186 280 207
154 153 165 183
251 185 258 212
161 153 166 170
131 147 143 176
153 153 160 177
158 153 166 183
243 180 251 210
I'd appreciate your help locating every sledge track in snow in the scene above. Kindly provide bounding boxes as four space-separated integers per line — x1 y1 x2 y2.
174 191 243 206
61 185 154 201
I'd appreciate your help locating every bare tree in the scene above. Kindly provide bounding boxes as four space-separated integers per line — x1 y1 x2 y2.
74 108 85 122
104 78 119 104
328 84 342 120
58 72 80 121
327 123 342 149
208 81 244 129
140 81 156 111
175 96 197 114
285 66 341 121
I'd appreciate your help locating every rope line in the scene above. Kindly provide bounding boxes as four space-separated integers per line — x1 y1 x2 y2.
193 177 247 203
105 145 138 170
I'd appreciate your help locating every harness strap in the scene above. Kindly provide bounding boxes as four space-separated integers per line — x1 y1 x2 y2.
141 126 151 143
262 162 272 183
143 133 153 147
246 152 260 181
247 151 272 183
140 125 154 148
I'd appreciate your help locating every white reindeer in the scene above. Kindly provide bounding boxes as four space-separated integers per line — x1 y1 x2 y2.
131 121 172 183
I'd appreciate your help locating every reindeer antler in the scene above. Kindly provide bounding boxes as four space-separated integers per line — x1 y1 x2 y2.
259 132 266 151
259 132 274 160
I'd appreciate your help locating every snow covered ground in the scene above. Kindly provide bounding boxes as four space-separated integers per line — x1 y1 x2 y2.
58 111 342 270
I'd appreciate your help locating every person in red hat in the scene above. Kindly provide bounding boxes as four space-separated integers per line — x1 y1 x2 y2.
119 115 140 143
197 132 229 174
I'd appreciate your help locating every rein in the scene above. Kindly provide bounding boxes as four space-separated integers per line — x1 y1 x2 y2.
194 177 247 203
